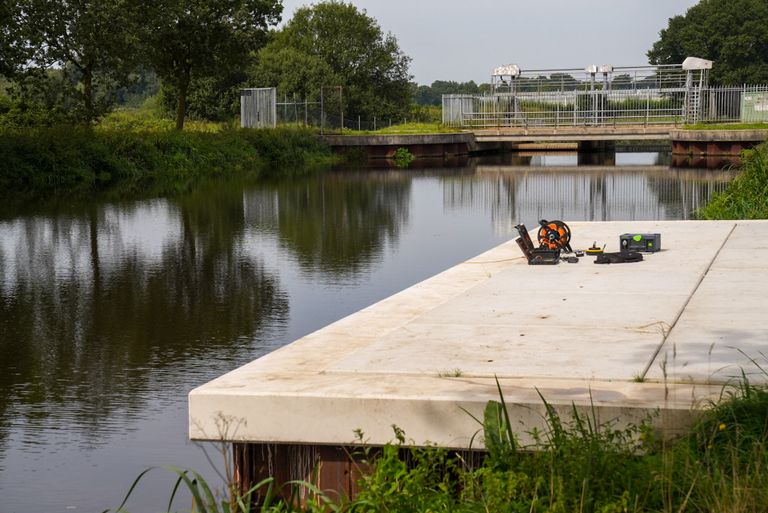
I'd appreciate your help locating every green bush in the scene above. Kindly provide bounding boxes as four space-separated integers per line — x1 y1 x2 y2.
699 142 768 219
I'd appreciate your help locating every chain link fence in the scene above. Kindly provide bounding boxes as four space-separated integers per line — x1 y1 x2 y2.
242 86 434 132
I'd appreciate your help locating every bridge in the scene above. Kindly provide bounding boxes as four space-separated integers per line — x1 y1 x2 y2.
470 127 768 156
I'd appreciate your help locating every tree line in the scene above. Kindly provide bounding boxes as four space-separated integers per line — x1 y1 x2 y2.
0 0 414 129
648 0 768 84
2 0 764 130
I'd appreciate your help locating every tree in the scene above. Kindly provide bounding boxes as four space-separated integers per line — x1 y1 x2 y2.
18 0 142 123
611 74 633 90
413 81 483 105
0 2 22 77
249 46 339 102
648 0 768 84
251 2 412 120
144 0 281 130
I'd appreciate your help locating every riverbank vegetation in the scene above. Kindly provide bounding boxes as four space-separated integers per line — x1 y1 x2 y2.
684 123 768 131
109 373 768 513
0 125 338 191
699 141 768 219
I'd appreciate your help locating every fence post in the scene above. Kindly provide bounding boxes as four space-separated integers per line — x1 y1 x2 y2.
645 93 649 127
573 95 577 126
358 115 361 131
374 117 376 131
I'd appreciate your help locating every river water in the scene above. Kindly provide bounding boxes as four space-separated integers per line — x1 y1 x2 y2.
0 153 732 512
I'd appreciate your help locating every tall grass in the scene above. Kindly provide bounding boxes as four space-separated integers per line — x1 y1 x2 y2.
351 375 768 513
698 141 768 219
110 370 768 513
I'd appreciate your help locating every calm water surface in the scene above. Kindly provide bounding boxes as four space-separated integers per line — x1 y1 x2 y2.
0 153 731 512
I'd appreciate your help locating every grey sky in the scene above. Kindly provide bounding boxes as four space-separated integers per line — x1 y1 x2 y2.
278 0 700 85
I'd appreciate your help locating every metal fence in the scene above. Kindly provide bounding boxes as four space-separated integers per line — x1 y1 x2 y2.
444 85 768 128
243 86 435 132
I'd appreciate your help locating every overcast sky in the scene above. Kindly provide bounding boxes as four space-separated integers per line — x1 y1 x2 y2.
278 0 700 85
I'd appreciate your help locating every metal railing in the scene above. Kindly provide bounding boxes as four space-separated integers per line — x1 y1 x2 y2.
444 85 768 128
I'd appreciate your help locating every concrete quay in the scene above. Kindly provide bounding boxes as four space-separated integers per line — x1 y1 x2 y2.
322 132 473 159
189 220 768 494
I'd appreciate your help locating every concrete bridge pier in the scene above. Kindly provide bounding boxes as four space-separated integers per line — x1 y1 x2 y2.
578 140 616 166
578 140 615 153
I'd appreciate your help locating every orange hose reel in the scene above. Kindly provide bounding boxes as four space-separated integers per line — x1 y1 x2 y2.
536 219 572 252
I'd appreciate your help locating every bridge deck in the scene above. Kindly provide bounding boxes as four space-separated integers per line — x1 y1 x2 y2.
473 126 673 143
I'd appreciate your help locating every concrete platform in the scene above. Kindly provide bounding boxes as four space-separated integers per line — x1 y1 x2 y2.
189 221 768 450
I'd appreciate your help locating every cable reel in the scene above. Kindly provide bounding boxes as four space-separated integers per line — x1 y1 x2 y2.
537 219 572 252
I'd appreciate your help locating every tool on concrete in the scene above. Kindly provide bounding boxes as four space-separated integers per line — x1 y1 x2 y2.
574 250 585 257
620 233 661 253
594 251 644 264
515 220 573 265
562 256 579 264
537 219 573 253
585 242 605 255
515 223 558 265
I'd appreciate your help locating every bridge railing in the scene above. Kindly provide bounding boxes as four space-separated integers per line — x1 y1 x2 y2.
444 85 768 128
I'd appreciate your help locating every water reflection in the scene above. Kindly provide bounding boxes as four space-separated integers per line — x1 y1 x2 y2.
442 153 732 232
246 172 411 277
0 184 290 453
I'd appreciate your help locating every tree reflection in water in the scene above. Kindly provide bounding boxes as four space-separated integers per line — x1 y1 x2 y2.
0 171 413 457
247 171 411 277
0 182 289 452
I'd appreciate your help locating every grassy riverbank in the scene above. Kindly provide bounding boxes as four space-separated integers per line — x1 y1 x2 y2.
109 375 768 513
0 124 338 191
699 141 768 219
684 122 768 131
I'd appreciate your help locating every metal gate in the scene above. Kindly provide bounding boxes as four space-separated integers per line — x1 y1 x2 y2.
241 88 277 128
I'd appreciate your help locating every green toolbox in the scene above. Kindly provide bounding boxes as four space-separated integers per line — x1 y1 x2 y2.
620 233 661 253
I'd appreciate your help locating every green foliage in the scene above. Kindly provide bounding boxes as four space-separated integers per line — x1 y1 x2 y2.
17 0 144 123
160 72 245 123
699 141 768 218
250 2 412 121
648 0 768 84
0 2 25 77
350 375 768 513
344 121 455 135
352 431 463 513
407 104 441 123
0 125 336 191
685 122 768 130
104 464 342 513
0 70 76 127
414 80 486 106
392 147 415 169
249 46 339 103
